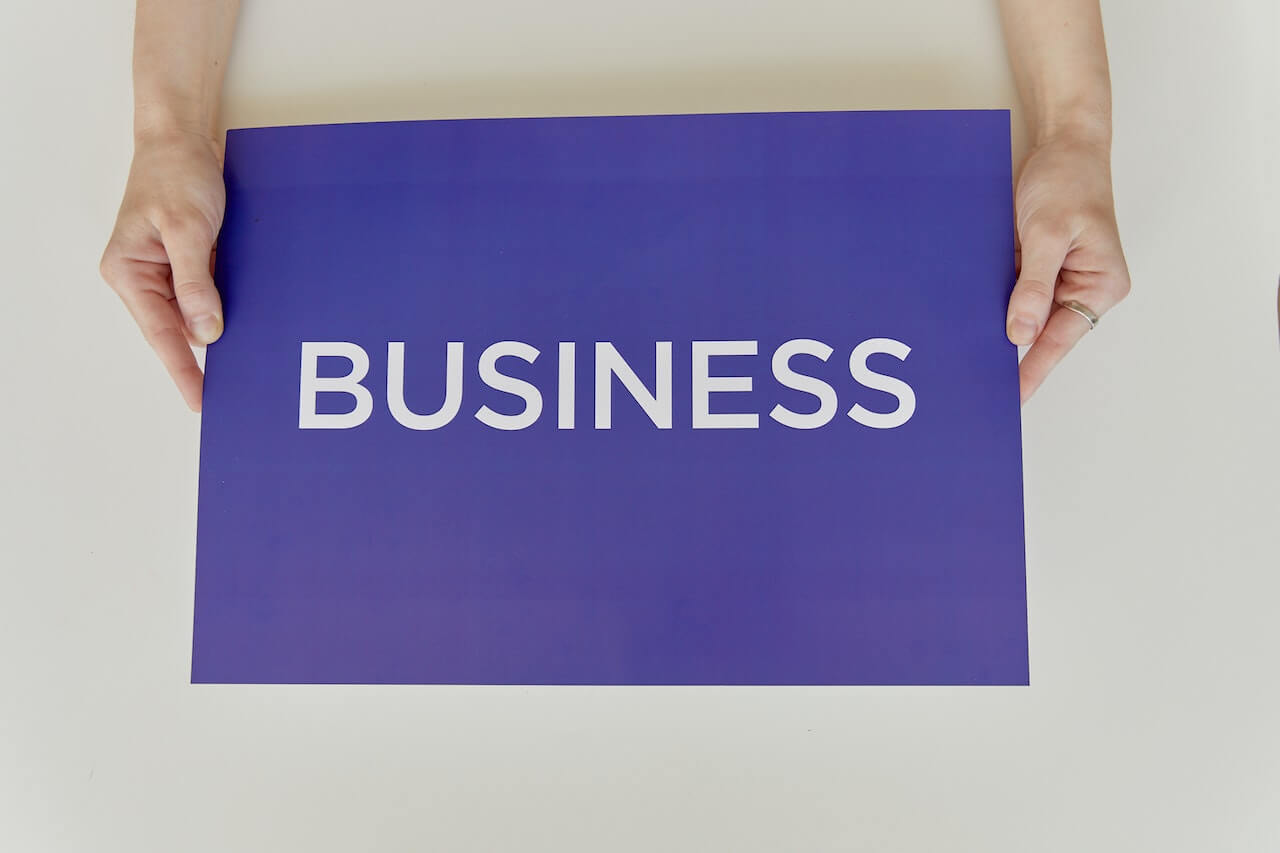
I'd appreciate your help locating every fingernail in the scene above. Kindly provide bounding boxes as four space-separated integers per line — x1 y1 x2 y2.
1008 316 1037 345
191 313 223 344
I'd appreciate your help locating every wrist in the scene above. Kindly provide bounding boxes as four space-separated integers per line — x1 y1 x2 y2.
1030 98 1112 149
133 97 220 151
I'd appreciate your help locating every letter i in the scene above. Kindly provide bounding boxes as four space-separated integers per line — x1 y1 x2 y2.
558 342 575 429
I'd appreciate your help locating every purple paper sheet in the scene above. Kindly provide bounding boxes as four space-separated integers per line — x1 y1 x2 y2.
193 110 1027 684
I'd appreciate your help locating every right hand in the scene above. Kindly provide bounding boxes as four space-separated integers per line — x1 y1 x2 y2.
100 130 227 412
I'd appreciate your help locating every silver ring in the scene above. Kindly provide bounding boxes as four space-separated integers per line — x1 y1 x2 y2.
1058 299 1100 330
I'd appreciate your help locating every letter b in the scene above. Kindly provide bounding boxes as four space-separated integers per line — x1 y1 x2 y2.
299 342 374 429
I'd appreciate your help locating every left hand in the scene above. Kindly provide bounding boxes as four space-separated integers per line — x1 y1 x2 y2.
1006 128 1131 402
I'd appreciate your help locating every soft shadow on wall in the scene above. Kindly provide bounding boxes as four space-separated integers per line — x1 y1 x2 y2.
221 61 1028 166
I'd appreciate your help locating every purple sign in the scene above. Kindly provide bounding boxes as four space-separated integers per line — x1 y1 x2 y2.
193 110 1027 685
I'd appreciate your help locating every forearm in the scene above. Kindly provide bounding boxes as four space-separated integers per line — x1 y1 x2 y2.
998 0 1112 147
132 0 240 145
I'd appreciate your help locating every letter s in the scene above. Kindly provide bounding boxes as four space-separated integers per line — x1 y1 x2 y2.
769 338 837 429
475 341 543 430
847 338 916 429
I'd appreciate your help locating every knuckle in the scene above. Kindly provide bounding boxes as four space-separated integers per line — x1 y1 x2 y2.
155 206 212 242
1016 277 1054 302
147 203 177 232
1041 325 1073 350
172 276 213 301
98 250 116 285
98 247 126 291
1115 272 1133 300
1077 202 1115 228
141 321 184 351
1023 218 1071 247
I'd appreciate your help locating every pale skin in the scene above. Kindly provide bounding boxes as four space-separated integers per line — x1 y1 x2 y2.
101 0 1130 411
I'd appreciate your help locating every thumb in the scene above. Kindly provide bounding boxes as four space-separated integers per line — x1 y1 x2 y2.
162 219 223 345
1006 223 1069 346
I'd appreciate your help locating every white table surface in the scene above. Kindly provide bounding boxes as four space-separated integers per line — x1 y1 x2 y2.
2 1 1278 850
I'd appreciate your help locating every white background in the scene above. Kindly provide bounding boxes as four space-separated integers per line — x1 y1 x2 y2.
2 1 1278 850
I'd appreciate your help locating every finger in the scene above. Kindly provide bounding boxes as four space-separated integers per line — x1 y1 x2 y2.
1007 223 1070 346
161 220 223 345
118 283 206 412
1018 305 1091 403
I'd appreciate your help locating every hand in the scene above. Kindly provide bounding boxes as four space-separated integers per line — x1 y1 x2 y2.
1006 127 1131 402
100 130 227 411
